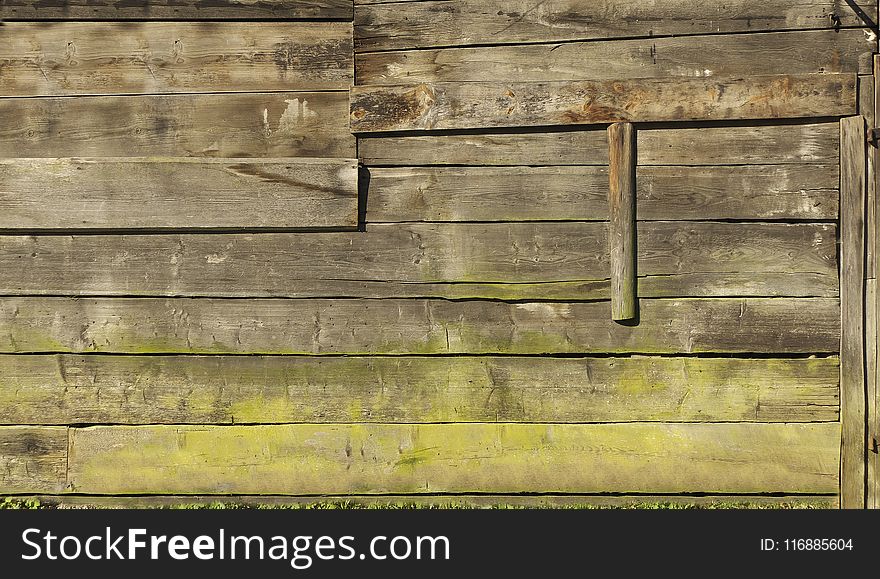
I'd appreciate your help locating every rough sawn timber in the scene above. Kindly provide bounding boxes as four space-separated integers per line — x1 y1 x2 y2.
350 74 856 133
0 355 840 425
66 423 841 495
0 297 840 355
0 158 359 231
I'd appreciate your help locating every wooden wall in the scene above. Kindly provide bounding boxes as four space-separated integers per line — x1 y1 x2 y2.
1 0 876 506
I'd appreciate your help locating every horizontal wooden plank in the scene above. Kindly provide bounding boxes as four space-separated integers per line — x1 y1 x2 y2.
0 297 840 354
358 29 874 85
0 426 68 494
354 0 876 51
0 223 838 298
0 274 839 301
21 493 841 508
67 423 841 494
0 22 353 96
0 158 359 230
367 165 839 222
0 92 355 159
358 121 840 166
350 74 856 133
0 0 352 19
0 355 839 424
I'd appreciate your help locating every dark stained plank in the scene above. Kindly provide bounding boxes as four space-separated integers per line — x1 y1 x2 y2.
840 115 867 508
354 0 876 51
0 22 353 96
608 122 636 321
0 297 840 354
350 74 856 133
366 165 839 222
357 29 874 85
0 355 839 425
0 158 359 231
0 0 352 19
0 223 838 297
67 423 840 494
0 92 355 159
358 122 840 166
0 427 68 494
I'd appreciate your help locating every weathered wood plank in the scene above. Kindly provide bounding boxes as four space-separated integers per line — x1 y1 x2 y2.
0 158 359 231
67 423 841 494
0 223 838 296
354 0 876 51
367 165 839 222
0 22 353 96
0 92 355 159
0 297 841 354
350 74 856 133
863 71 876 508
358 122 840 166
0 427 68 494
358 29 874 85
22 493 841 509
608 122 636 321
867 279 878 508
840 115 867 508
0 0 352 19
0 273 840 301
0 355 839 425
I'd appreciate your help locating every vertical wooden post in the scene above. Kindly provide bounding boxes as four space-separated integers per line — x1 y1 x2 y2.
840 115 867 509
869 56 880 510
607 122 637 321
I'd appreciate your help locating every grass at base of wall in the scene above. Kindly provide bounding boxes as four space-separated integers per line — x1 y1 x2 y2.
1 497 833 510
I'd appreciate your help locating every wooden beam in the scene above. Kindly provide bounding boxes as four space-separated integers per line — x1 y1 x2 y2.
366 165 839 222
0 297 840 355
358 122 841 166
0 0 353 20
66 423 841 495
0 22 354 96
0 223 838 298
357 29 874 85
0 158 359 231
0 92 355 159
353 0 876 52
870 56 880 510
0 427 68 494
350 74 857 133
840 115 868 508
608 122 637 321
0 355 840 425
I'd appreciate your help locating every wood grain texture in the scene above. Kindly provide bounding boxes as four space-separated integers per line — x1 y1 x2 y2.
867 279 878 508
608 122 636 321
366 165 839 222
0 297 840 355
0 427 68 494
0 355 840 425
23 494 841 508
0 22 353 96
0 92 355 159
66 423 841 494
350 74 856 133
353 0 876 51
0 223 838 297
358 122 839 166
0 158 359 230
357 29 875 85
0 0 353 19
840 115 867 508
